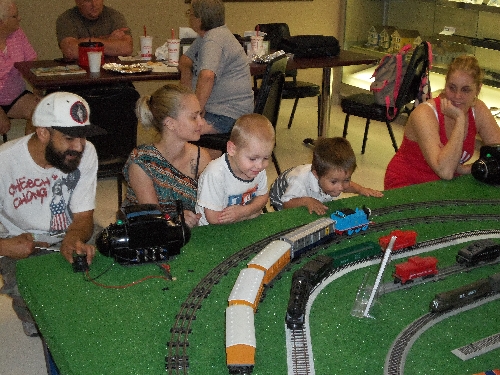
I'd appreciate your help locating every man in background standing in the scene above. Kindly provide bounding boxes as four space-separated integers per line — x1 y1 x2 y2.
56 0 133 60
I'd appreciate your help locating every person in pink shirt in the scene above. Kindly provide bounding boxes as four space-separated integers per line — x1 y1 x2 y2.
0 0 40 137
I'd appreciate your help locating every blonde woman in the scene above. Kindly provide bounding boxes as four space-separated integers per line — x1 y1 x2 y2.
123 84 211 228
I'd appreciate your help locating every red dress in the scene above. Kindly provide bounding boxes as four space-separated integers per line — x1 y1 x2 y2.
384 96 477 190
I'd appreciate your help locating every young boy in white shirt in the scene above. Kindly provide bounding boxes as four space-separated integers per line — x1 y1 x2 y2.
196 113 274 225
270 137 383 215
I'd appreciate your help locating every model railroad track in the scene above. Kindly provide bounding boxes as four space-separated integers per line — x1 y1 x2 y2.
289 228 500 375
287 327 312 375
165 229 300 374
371 199 500 217
384 293 500 375
166 199 500 374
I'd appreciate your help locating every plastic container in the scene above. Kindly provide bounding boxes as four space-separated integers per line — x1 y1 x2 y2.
78 42 104 68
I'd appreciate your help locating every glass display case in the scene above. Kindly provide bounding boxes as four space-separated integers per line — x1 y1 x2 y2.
342 0 500 106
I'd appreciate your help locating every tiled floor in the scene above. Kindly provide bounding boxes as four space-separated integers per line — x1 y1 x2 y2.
0 97 405 374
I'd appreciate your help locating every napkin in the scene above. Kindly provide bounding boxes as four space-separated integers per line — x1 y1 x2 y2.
155 43 169 61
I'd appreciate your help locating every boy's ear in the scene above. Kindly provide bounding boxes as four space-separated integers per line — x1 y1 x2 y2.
311 168 319 180
227 140 237 156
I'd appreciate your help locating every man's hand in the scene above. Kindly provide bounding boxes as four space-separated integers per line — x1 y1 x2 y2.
0 234 37 259
60 234 96 265
106 28 130 40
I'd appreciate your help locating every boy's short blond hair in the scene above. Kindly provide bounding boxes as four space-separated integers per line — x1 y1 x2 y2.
229 113 275 148
312 137 357 177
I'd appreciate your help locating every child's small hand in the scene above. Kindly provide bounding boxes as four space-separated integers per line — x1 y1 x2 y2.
305 198 328 215
217 206 242 224
358 187 384 197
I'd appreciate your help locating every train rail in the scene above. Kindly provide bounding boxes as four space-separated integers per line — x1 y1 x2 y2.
384 293 500 375
290 228 500 375
164 199 500 374
286 327 313 375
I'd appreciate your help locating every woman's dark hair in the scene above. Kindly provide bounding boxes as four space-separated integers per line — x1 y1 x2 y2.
312 137 357 177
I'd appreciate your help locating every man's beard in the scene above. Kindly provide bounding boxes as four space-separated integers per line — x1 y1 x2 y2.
45 140 84 174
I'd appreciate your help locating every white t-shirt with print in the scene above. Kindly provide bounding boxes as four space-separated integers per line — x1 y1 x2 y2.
0 135 97 240
195 154 268 226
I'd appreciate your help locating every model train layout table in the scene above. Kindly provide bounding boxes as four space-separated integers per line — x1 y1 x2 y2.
16 175 500 375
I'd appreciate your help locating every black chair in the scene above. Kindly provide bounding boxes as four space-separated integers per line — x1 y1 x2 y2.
340 41 430 154
66 84 140 208
255 23 321 131
191 54 288 176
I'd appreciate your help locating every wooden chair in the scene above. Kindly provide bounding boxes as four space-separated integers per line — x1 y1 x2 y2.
340 41 430 154
190 54 288 175
255 23 321 131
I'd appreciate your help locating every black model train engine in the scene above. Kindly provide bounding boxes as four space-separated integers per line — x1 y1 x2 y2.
456 239 500 267
96 203 191 265
285 255 333 329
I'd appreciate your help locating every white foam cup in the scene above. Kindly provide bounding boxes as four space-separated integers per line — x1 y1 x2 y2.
87 51 102 73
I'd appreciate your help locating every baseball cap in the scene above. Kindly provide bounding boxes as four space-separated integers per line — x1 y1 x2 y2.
32 92 106 138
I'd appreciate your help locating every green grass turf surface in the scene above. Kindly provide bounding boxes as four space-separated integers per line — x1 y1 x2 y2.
16 175 500 375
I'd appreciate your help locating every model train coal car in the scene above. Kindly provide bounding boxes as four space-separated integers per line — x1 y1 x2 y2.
96 203 190 265
285 255 333 329
430 272 500 312
330 206 371 235
456 239 500 267
327 241 380 268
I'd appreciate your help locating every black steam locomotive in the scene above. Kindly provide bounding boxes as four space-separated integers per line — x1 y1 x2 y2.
285 255 333 329
96 203 191 265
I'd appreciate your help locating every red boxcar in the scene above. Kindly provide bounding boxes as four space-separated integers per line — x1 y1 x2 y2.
393 256 438 284
379 230 417 252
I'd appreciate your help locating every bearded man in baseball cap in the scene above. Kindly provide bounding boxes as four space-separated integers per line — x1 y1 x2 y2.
0 91 104 336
